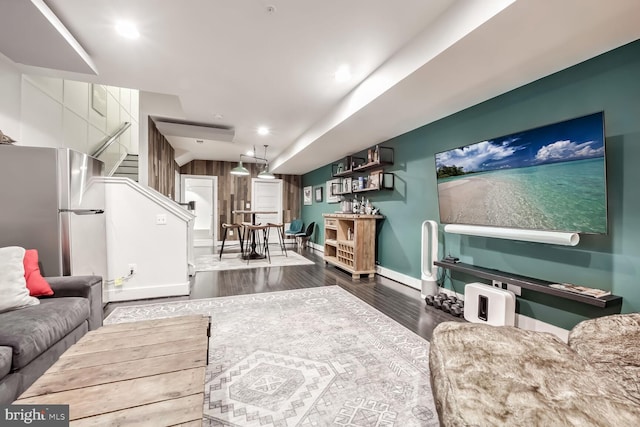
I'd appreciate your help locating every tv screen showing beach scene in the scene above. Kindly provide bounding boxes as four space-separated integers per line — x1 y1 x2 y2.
435 112 607 234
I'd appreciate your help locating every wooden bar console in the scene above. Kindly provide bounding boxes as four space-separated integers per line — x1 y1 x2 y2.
323 213 384 280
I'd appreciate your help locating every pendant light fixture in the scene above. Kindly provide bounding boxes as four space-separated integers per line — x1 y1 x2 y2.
230 144 275 178
258 164 275 179
230 160 250 176
257 145 275 179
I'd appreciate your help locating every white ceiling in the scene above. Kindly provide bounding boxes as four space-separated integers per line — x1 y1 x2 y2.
2 0 640 174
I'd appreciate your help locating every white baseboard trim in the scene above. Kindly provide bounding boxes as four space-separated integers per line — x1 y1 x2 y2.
104 282 190 303
376 265 421 289
515 314 570 342
374 264 569 341
310 242 324 252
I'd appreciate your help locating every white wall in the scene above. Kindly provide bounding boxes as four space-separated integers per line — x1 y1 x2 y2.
1 53 140 165
18 75 139 162
103 178 193 302
0 53 22 140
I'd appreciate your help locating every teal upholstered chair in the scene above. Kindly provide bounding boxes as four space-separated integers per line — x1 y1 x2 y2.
295 222 316 250
284 219 303 247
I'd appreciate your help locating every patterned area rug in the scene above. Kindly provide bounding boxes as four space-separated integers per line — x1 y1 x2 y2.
104 286 439 426
195 250 314 272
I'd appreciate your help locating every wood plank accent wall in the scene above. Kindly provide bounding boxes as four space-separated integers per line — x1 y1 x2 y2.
180 160 301 241
148 118 177 198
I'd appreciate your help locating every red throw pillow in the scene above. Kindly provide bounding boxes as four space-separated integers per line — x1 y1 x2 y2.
23 249 54 296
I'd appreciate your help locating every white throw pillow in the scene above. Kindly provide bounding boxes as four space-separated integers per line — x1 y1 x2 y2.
0 246 39 313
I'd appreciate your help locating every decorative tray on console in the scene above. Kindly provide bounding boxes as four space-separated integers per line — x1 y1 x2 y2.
549 283 610 298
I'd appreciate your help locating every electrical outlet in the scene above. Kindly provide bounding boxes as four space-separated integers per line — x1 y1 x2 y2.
245 202 251 208
492 280 502 288
507 283 522 296
128 263 137 274
156 213 167 225
229 230 234 236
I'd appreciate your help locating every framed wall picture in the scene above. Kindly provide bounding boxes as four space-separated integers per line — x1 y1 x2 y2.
303 186 312 205
326 178 340 203
91 84 107 117
315 186 323 203
368 170 382 189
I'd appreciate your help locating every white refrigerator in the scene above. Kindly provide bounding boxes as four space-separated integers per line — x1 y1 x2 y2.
0 145 106 278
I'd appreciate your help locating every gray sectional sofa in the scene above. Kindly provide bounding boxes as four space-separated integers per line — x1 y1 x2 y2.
0 275 102 404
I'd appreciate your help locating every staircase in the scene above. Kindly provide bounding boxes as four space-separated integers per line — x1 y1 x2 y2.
113 154 139 181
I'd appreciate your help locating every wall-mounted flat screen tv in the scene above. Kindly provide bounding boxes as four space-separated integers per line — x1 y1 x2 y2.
435 112 607 234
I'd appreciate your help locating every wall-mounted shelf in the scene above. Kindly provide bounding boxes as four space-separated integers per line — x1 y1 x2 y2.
435 260 622 308
330 146 394 195
332 172 394 195
352 159 393 173
331 156 365 177
331 147 394 178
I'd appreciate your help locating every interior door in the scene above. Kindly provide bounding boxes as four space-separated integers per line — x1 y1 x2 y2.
181 175 218 247
252 178 283 243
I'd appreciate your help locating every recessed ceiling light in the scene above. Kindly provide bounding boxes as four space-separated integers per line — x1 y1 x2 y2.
334 65 351 82
246 149 255 156
115 21 140 39
213 113 224 120
257 126 270 136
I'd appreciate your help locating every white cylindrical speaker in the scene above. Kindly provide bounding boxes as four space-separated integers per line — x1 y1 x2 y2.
421 220 439 297
443 224 579 246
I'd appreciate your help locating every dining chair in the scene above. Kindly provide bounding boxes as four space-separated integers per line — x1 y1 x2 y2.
284 219 303 247
295 222 315 250
242 223 271 264
267 222 287 256
219 223 244 259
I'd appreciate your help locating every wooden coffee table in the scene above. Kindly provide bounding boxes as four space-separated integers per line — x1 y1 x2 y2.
15 315 210 426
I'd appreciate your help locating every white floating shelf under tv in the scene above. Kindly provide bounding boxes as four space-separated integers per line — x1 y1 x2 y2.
443 224 580 246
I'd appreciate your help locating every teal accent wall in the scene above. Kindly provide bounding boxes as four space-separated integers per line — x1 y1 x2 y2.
301 165 336 246
302 40 640 329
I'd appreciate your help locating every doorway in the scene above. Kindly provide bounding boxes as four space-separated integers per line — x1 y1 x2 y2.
252 178 283 244
181 175 218 247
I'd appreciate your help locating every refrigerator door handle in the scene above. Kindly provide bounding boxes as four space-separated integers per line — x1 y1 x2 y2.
59 209 105 215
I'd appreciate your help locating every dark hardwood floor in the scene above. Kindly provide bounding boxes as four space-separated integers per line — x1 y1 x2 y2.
104 246 464 341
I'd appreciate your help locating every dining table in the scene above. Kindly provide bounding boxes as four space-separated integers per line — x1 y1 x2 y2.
232 210 278 259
